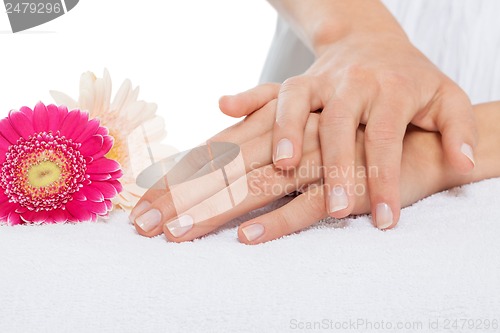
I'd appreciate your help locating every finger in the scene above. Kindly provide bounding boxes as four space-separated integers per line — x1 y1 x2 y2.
364 100 410 230
434 90 477 174
219 83 280 118
162 152 323 242
273 75 322 169
238 184 328 245
319 96 360 219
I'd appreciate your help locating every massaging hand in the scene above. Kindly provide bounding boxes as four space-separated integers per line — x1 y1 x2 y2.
219 2 477 230
130 85 490 244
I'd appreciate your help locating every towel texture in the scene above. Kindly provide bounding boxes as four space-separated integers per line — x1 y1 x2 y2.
1 178 499 333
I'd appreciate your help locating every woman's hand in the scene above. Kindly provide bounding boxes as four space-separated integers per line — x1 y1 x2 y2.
130 93 497 244
220 22 477 231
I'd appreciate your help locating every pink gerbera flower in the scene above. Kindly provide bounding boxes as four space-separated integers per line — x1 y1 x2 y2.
0 102 122 225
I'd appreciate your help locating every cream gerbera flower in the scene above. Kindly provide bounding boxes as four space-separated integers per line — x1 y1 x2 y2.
50 69 177 211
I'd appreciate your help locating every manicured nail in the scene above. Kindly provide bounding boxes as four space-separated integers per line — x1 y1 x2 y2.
129 201 151 222
460 143 475 167
329 186 349 213
165 215 194 238
376 203 393 230
241 224 265 241
135 208 162 233
274 138 293 162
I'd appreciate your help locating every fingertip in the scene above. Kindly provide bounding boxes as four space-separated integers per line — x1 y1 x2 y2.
444 141 476 175
219 95 243 118
326 185 353 219
238 223 266 245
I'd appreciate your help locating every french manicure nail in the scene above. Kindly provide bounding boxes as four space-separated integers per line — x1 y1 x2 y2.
166 215 194 238
135 208 162 233
241 224 265 241
376 203 393 230
129 201 151 222
274 138 293 162
460 143 475 167
329 186 349 213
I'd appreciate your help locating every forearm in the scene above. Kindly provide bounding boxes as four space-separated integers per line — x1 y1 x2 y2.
268 0 408 55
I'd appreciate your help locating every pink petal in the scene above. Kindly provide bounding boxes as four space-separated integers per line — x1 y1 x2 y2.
67 112 90 141
75 118 100 142
19 106 34 120
92 135 113 159
0 118 21 144
59 110 83 139
0 201 17 219
110 169 123 180
105 200 113 210
79 185 104 202
47 104 66 132
8 110 34 139
33 102 49 132
96 126 109 136
87 158 121 174
108 180 123 193
91 181 118 199
65 200 92 221
30 210 49 223
0 134 11 163
85 200 108 215
72 190 86 201
88 173 112 181
79 135 104 157
7 212 22 226
0 192 9 204
51 209 69 223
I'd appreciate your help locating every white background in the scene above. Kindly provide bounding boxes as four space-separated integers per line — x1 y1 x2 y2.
0 0 276 151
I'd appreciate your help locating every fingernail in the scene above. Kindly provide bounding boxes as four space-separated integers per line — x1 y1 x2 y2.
376 203 393 230
241 224 265 241
460 143 475 167
329 186 349 213
165 215 194 238
135 208 162 233
274 138 293 162
129 201 151 223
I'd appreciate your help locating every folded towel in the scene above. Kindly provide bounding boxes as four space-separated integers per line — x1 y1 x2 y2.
1 178 499 333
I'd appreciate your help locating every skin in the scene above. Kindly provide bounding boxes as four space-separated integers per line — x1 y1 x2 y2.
130 92 500 245
219 0 477 230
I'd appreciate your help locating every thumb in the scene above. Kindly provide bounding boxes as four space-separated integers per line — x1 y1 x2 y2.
219 83 280 118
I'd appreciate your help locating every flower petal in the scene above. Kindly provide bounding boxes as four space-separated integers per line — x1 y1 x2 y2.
67 111 90 141
79 135 104 157
65 200 92 221
88 173 112 181
0 118 19 144
92 135 113 159
47 104 66 132
75 118 100 142
80 185 104 202
59 110 84 139
33 102 49 132
8 212 22 226
49 90 78 110
0 201 16 219
87 158 121 174
91 181 118 199
110 79 132 112
8 110 34 140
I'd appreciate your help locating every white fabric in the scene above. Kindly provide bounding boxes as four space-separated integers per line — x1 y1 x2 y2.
1 179 500 332
2 1 500 332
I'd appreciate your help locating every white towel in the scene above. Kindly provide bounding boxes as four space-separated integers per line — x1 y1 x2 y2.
1 177 499 333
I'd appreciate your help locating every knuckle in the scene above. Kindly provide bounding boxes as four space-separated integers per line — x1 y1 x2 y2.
343 64 367 81
281 76 310 92
365 124 401 146
274 212 294 236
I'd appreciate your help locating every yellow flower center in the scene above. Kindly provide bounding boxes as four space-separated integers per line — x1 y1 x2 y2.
27 160 62 188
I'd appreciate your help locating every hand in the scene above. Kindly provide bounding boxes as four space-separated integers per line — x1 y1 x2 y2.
220 30 477 230
130 95 496 244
